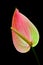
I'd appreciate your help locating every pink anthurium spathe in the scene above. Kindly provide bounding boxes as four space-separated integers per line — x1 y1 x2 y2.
11 8 39 53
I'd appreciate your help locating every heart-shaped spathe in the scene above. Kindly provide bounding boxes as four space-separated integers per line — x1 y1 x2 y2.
11 8 39 53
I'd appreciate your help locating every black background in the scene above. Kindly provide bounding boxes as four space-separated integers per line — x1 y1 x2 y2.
0 0 43 65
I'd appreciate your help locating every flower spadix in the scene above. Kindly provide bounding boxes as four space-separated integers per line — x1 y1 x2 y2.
11 8 39 53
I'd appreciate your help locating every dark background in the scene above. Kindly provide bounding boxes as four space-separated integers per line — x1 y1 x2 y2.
0 0 43 65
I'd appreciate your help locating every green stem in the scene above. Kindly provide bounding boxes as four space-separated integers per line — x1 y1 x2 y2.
31 47 40 65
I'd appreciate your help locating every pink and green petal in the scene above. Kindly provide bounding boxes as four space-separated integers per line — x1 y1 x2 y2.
11 8 39 53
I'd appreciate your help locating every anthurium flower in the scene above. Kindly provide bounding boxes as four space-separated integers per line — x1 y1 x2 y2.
11 8 39 53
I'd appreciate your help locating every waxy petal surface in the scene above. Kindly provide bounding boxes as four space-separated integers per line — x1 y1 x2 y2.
11 8 39 53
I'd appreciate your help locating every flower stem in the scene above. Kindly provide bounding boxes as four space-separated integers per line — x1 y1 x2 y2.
31 47 40 65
